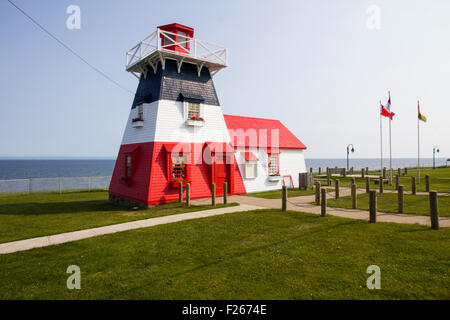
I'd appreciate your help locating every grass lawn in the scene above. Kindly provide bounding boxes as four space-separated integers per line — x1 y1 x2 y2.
0 209 448 299
246 188 336 199
327 193 450 217
317 167 450 193
0 191 237 244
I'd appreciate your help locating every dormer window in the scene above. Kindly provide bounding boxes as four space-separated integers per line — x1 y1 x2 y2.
188 102 200 119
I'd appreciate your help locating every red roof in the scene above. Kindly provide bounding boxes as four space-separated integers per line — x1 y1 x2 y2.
242 152 259 161
223 115 307 150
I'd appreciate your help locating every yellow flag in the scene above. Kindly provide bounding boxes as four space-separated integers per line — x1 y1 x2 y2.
418 102 427 122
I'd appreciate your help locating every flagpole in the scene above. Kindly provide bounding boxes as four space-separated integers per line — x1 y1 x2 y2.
380 101 383 174
417 100 420 184
389 113 392 184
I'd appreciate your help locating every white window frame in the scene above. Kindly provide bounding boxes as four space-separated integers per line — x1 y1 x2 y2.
137 104 144 120
245 160 258 179
268 153 279 176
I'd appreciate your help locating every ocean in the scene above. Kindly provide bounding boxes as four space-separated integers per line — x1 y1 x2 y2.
0 158 447 180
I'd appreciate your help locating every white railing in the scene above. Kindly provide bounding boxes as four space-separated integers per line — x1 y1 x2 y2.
0 176 111 196
126 29 228 70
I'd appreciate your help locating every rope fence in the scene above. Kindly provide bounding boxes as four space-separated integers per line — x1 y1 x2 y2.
0 176 111 196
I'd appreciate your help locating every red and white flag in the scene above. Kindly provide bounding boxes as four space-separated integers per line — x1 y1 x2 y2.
380 92 395 119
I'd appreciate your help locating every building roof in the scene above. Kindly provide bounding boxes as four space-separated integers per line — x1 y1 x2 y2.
223 115 307 150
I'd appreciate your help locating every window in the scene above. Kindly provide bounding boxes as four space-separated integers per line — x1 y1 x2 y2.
137 104 143 120
187 102 200 119
245 161 257 179
171 155 186 179
268 154 279 176
177 31 188 48
163 33 175 47
125 154 132 177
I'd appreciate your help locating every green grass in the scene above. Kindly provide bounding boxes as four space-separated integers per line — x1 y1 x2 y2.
317 167 450 193
246 188 336 199
0 209 448 299
327 193 450 217
0 191 238 244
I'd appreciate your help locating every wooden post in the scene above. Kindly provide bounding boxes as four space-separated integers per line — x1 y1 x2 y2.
310 167 313 175
404 167 408 176
395 174 399 190
365 177 370 193
321 188 326 217
319 167 322 175
425 175 430 192
382 167 386 179
369 190 377 223
411 177 416 195
351 177 355 186
351 183 357 209
361 169 365 178
397 168 401 177
398 185 404 213
327 175 331 186
379 176 383 193
282 185 287 211
211 183 216 206
365 167 369 175
315 182 321 205
178 182 183 202
186 183 190 207
429 191 439 230
335 179 339 199
223 182 228 204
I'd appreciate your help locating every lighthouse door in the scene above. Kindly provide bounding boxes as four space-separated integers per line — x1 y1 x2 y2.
214 155 229 196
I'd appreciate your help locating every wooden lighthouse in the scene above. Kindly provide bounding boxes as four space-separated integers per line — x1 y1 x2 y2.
109 23 307 207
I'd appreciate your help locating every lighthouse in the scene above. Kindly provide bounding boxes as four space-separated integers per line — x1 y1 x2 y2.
109 23 307 207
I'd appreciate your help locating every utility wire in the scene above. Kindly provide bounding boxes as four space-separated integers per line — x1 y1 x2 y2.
7 0 134 95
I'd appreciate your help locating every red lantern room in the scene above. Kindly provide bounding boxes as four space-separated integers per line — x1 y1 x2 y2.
158 23 194 54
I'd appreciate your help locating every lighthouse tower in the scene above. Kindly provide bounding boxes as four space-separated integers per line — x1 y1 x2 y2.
109 23 245 207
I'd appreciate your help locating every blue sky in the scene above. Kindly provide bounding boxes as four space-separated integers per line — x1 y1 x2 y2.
0 0 449 159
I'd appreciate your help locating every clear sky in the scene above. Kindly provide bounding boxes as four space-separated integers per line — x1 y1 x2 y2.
0 0 448 159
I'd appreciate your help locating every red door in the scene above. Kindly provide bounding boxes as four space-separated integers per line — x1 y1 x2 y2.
214 157 229 196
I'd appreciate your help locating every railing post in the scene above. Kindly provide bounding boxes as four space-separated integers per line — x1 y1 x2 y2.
379 176 384 193
361 169 365 178
351 177 355 186
178 182 183 202
398 185 404 213
429 191 439 230
397 168 401 177
211 183 216 206
365 167 369 175
382 167 386 179
282 185 287 211
335 179 340 199
321 188 327 217
315 182 321 205
395 174 399 190
404 167 408 176
318 167 322 175
223 182 228 204
411 177 416 195
351 183 357 209
425 175 430 192
157 29 161 50
186 183 190 207
369 190 377 223
365 177 370 193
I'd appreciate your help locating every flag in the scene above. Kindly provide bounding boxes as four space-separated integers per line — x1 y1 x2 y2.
380 92 395 119
418 102 427 122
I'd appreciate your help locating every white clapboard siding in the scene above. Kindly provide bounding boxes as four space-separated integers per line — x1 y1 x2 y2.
121 100 230 145
235 148 306 193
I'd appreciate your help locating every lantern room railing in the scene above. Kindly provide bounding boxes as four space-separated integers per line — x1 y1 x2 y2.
126 29 228 72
